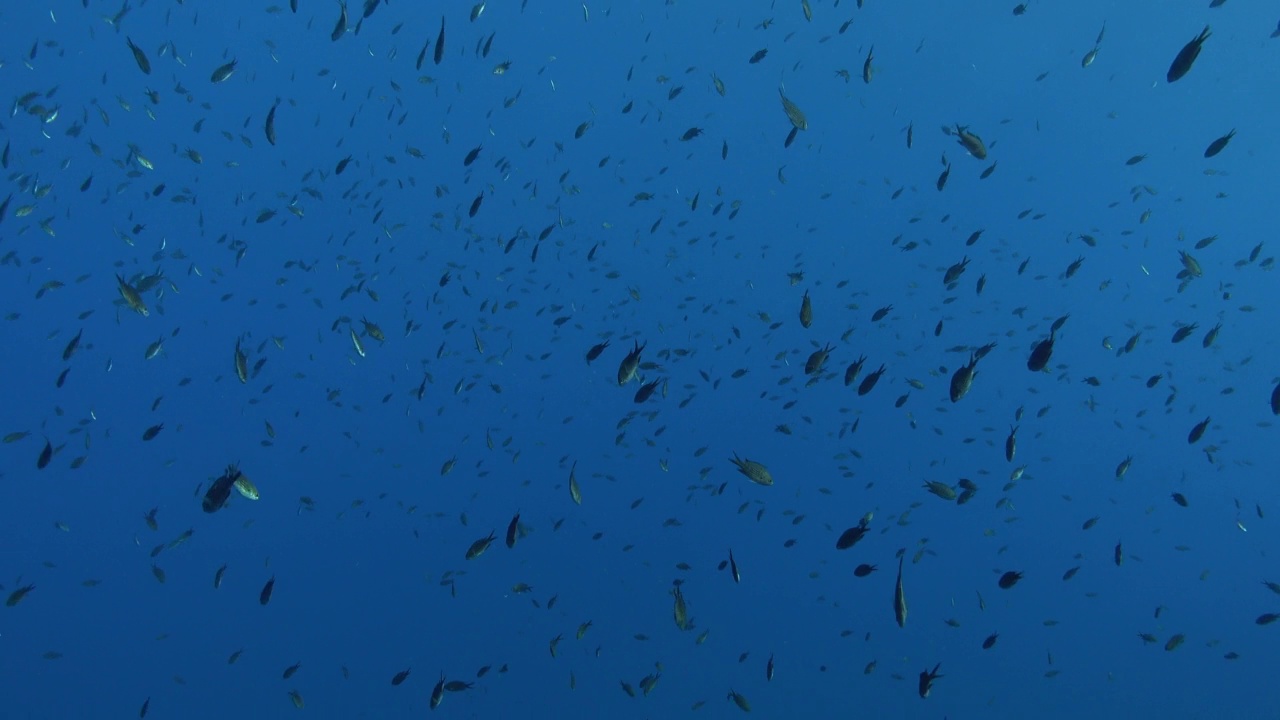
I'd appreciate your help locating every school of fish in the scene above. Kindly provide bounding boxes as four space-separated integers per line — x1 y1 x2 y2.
2 0 1279 716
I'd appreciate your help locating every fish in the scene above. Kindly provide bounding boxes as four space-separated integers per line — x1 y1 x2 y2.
434 16 446 65
617 340 645 385
62 329 83 361
1027 331 1055 372
729 453 773 486
210 59 237 83
202 465 242 513
1188 416 1210 444
943 256 970 284
232 338 249 384
35 437 54 469
116 274 150 317
6 584 35 607
1167 26 1211 83
918 663 943 698
126 37 151 74
949 353 978 402
430 675 445 709
233 473 259 500
778 88 808 131
857 365 887 396
998 570 1023 589
670 587 691 631
265 99 279 146
331 1 348 41
568 462 583 505
465 531 496 559
844 356 866 387
894 555 907 627
585 341 609 363
835 524 868 550
259 576 275 605
954 125 987 159
1204 129 1235 158
505 511 520 548
804 343 833 375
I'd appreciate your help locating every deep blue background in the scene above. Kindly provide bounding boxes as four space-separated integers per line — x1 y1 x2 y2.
2 0 1278 717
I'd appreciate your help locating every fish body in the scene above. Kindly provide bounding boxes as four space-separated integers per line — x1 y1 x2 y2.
894 556 907 627
202 465 242 513
949 353 977 402
617 340 645 385
778 88 808 130
857 365 886 395
1204 129 1235 158
210 59 237 83
126 37 151 74
918 663 942 698
1168 26 1211 83
1027 331 1055 371
955 125 987 159
729 453 773 486
116 274 150 317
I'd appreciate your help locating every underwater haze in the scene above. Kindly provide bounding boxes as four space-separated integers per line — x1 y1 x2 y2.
2 0 1280 718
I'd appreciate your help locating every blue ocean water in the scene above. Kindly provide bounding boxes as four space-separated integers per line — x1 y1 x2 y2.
2 0 1278 717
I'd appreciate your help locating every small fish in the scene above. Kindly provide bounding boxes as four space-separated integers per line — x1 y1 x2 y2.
331 1 348 41
617 340 645 385
998 570 1023 589
918 662 943 698
728 453 773 486
210 59 237 84
116 274 150 317
126 37 151 74
1204 129 1235 158
465 531 497 560
954 124 987 160
505 511 520 548
434 16 446 65
1027 331 1055 372
894 556 907 627
6 584 35 607
1167 26 1211 83
264 99 279 146
778 88 807 130
37 439 53 469
62 329 83 361
585 341 609 364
